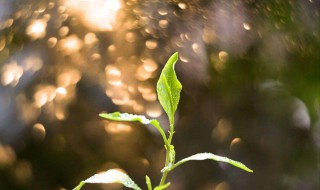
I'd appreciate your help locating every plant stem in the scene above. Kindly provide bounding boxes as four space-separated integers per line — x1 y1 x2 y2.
159 150 170 186
159 124 175 187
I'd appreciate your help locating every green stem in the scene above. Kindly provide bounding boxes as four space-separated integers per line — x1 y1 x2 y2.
168 124 174 144
159 149 170 186
150 120 169 145
159 124 175 187
73 181 85 190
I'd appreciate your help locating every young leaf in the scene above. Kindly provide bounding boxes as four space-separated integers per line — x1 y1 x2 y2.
99 112 167 144
99 112 151 124
145 175 152 190
169 153 253 173
73 169 141 190
156 52 182 125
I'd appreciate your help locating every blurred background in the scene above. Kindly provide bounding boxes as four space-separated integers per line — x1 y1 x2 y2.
0 0 319 189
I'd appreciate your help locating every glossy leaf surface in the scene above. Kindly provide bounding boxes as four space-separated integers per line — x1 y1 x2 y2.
99 112 151 124
73 169 141 190
99 112 167 144
169 153 253 173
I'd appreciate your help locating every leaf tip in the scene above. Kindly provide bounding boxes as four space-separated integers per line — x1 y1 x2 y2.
170 52 179 65
172 51 178 58
246 168 254 173
98 113 105 117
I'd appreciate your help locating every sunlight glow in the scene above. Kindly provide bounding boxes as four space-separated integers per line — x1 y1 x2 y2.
0 37 6 51
56 87 67 95
33 85 56 107
26 19 47 40
243 22 251 30
212 118 232 143
47 37 58 48
32 123 46 141
66 0 121 31
230 137 242 151
215 181 230 190
104 123 132 134
22 56 43 72
146 103 162 118
57 69 82 87
58 35 83 55
1 61 24 86
0 144 16 167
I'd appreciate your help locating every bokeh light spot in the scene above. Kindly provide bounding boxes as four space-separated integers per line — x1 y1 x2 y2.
212 118 232 143
26 19 47 40
32 123 46 141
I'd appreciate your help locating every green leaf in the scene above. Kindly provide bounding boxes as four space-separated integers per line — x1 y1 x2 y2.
73 169 142 190
99 112 151 124
99 112 168 144
145 175 152 190
156 52 182 125
169 153 253 173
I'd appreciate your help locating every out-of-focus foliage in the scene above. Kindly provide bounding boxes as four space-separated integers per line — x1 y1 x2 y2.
0 0 319 190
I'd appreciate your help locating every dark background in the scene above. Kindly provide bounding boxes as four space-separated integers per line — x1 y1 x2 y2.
0 0 319 190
